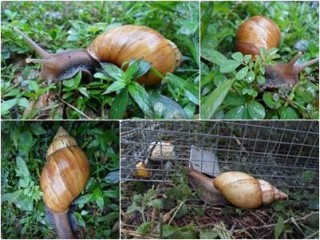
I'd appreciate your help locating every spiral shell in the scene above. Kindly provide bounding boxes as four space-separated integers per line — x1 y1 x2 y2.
40 127 90 214
87 25 182 85
235 16 281 56
213 171 287 209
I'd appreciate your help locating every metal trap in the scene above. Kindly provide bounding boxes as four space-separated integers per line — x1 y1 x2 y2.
121 121 319 189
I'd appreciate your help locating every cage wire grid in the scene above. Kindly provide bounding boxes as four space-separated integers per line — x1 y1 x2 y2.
121 121 319 190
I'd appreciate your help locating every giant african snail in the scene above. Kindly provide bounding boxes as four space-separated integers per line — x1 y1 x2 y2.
40 127 90 238
188 168 288 209
235 16 319 89
14 25 182 86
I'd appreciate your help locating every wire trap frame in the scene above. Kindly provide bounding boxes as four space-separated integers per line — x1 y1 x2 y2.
121 121 319 190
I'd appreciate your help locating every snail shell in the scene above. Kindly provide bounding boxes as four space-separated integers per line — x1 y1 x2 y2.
87 25 182 85
213 171 288 209
235 16 281 56
40 127 90 214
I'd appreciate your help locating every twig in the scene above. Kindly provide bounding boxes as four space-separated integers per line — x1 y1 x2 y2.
233 211 319 233
168 200 185 225
58 97 92 119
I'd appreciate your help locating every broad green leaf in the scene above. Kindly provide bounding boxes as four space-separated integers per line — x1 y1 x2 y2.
16 156 30 177
248 101 265 119
137 222 153 235
235 67 248 80
166 73 199 105
110 89 129 119
128 82 153 117
102 81 126 95
101 63 124 81
280 107 299 119
29 80 40 93
63 72 82 89
274 216 284 239
200 230 219 239
79 87 89 97
74 212 86 227
220 60 241 73
201 49 227 66
246 71 255 83
150 92 188 119
202 79 234 119
1 98 18 115
224 105 246 119
148 199 163 209
231 52 243 62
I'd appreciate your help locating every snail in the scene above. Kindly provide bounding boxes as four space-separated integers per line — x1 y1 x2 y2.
40 127 90 238
213 171 288 209
187 167 227 206
14 25 181 86
235 16 319 89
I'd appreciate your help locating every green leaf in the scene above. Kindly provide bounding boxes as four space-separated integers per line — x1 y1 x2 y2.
74 212 86 227
202 49 228 66
166 74 199 105
274 216 284 239
102 81 126 95
263 92 281 109
257 75 265 84
110 89 129 119
231 52 243 62
16 156 30 178
137 222 153 235
1 98 18 115
200 230 219 239
63 72 82 89
29 80 39 93
202 79 234 119
148 199 163 209
96 196 104 210
166 226 198 239
126 59 151 80
101 63 124 81
235 67 248 80
220 60 241 73
18 98 29 108
128 82 153 117
224 105 246 119
150 92 188 119
280 107 299 119
248 101 265 119
78 87 89 97
246 71 255 83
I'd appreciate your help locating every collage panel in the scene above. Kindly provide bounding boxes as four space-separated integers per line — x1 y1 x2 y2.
121 121 319 239
200 1 319 119
1 121 119 238
1 1 199 120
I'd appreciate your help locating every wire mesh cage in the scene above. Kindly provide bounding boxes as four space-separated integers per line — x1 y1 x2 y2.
121 121 319 190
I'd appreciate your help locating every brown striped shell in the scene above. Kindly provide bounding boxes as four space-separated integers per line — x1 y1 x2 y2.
235 16 281 57
87 25 182 86
40 127 90 214
213 171 288 209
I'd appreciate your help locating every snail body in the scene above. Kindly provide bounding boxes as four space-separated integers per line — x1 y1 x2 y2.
235 16 319 89
213 171 288 209
15 25 181 86
40 127 90 238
